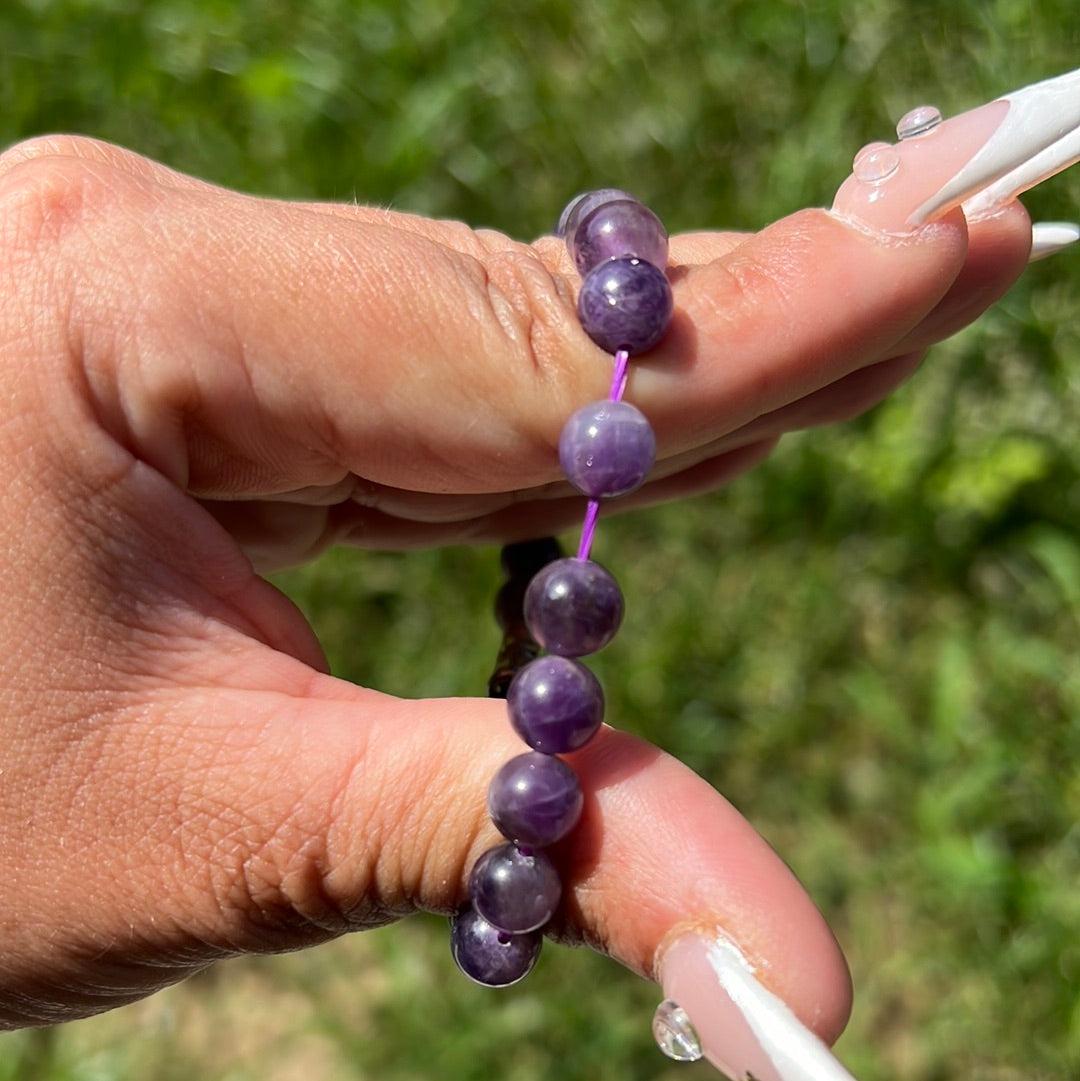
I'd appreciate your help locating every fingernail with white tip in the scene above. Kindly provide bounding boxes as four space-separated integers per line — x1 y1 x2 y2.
831 100 1009 234
654 933 860 1081
956 68 1080 222
832 66 1080 236
1029 221 1080 262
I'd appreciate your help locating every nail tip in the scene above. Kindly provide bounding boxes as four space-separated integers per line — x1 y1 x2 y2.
961 67 1080 216
870 65 1080 232
659 932 860 1081
1029 221 1080 262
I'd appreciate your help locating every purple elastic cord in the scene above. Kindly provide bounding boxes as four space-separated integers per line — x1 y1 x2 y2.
576 349 631 562
576 500 601 561
610 348 631 402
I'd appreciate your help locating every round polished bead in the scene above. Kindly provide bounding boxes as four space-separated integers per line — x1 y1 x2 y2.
450 906 542 987
556 187 633 239
507 656 604 754
524 557 624 657
570 198 669 276
488 751 584 846
559 399 656 498
577 257 673 355
469 842 562 934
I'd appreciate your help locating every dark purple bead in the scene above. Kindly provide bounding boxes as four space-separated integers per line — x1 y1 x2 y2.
524 557 624 657
488 751 584 846
556 188 633 239
493 578 529 634
570 199 669 276
577 257 673 356
450 906 542 987
499 537 564 579
507 655 604 754
559 399 656 498
493 537 565 632
469 842 562 933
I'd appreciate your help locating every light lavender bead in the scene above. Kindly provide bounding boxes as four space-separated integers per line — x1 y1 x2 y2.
570 198 668 276
556 187 634 239
559 399 656 498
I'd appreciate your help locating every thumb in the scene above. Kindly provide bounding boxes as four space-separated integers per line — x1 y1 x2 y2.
3 617 849 1056
251 686 855 1075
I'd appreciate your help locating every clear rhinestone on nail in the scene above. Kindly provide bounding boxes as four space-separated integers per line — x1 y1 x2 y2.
653 999 703 1062
896 104 943 140
852 141 901 183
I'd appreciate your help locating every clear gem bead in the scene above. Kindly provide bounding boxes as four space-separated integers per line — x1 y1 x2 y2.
852 141 900 184
652 999 703 1062
896 104 942 140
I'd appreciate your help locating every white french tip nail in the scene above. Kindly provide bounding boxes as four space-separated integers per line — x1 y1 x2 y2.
963 126 1080 220
655 934 859 1081
1029 221 1080 262
913 66 1080 225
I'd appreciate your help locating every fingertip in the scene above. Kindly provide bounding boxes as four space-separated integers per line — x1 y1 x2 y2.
656 930 856 1079
629 206 969 456
555 728 853 1043
891 200 1032 351
329 696 852 1042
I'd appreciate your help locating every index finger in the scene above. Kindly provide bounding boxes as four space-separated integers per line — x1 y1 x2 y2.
1 137 979 509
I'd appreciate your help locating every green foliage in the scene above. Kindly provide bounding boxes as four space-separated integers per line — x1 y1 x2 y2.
2 1 1080 1079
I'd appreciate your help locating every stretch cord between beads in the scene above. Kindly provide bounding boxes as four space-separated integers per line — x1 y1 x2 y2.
576 348 630 563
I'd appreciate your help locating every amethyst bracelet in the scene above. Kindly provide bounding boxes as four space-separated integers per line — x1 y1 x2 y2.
449 189 673 987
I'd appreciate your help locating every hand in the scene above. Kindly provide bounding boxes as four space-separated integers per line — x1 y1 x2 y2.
0 133 1031 1048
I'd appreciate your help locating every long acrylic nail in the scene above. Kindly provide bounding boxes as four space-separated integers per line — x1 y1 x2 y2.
655 932 859 1081
832 67 1080 236
831 100 1009 234
1029 221 1080 262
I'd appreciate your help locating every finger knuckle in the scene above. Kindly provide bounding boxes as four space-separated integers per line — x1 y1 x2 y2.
0 136 120 254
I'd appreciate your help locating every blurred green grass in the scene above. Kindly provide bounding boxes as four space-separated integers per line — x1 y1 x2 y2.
2 1 1079 1078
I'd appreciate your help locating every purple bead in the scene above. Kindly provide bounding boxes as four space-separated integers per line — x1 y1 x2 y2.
570 199 669 276
488 751 584 847
500 536 564 579
507 656 604 754
556 188 633 239
524 557 624 657
577 257 673 355
450 906 542 987
493 537 564 631
559 399 656 499
469 842 562 933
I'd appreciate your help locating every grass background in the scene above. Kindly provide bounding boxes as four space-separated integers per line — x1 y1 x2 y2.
2 0 1079 1078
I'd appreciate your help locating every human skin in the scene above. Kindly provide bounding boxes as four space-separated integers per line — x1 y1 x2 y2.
0 135 1031 1033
